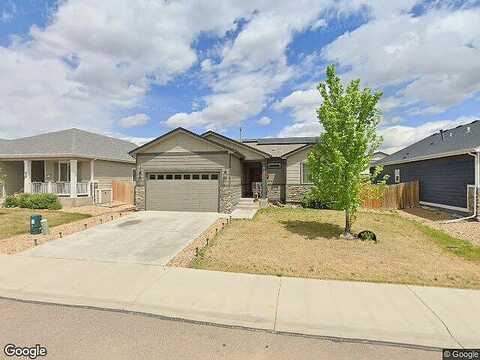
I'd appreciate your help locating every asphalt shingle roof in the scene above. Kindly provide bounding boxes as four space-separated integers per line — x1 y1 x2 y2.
0 128 136 163
376 120 480 165
242 137 317 157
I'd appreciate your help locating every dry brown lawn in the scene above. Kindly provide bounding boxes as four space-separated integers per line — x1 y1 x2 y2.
192 208 480 289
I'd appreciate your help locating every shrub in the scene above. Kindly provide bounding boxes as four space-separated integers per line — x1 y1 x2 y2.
7 193 62 210
4 195 18 208
301 191 329 209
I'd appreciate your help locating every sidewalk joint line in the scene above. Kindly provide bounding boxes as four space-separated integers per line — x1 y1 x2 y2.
405 285 463 348
273 276 282 331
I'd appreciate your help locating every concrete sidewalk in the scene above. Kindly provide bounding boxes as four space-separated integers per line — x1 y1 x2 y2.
0 254 478 349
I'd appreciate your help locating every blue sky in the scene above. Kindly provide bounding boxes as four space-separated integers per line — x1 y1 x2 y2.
0 0 479 153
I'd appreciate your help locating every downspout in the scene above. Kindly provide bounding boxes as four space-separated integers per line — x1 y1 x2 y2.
441 149 479 223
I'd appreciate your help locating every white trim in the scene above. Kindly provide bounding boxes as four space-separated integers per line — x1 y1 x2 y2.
0 154 135 164
300 161 313 185
379 148 478 166
419 201 469 213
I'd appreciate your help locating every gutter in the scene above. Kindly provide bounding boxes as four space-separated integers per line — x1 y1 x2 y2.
441 148 480 223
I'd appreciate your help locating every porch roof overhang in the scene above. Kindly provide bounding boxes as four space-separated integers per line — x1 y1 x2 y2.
0 153 135 164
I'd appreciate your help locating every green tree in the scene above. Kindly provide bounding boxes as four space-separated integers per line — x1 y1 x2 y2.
307 64 383 238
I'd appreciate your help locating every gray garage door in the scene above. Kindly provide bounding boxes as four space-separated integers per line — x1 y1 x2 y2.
146 172 219 212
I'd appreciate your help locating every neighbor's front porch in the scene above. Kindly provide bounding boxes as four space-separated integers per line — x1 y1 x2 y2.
24 159 95 198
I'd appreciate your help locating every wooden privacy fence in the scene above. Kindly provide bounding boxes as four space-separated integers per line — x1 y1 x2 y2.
112 181 135 205
362 180 419 210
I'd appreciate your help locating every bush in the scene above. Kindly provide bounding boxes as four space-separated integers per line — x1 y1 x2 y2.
5 193 62 210
4 195 18 208
301 191 329 209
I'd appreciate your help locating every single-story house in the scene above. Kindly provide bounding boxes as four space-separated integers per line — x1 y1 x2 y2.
0 128 137 207
373 120 480 214
129 128 317 213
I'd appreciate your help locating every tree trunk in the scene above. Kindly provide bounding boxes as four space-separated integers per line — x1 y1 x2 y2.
344 209 354 239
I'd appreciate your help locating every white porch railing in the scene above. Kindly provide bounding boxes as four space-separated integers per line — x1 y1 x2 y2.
31 182 89 196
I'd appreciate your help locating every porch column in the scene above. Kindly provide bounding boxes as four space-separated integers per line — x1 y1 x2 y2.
24 160 32 193
89 159 95 197
262 161 267 199
70 159 77 198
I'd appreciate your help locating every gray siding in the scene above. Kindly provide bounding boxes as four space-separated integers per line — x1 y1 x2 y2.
381 154 474 209
0 161 23 196
286 147 312 184
138 152 228 172
94 160 135 190
229 154 242 206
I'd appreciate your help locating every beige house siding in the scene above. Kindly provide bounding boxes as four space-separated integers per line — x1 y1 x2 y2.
203 134 265 161
286 147 312 184
0 161 23 196
94 160 135 190
143 132 223 153
229 154 242 206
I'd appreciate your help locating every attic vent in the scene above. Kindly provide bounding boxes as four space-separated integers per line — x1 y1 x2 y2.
449 132 453 137
466 126 471 134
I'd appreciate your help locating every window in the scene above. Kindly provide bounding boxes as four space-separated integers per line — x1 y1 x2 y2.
201 174 209 180
210 174 219 180
174 174 182 180
183 174 191 180
165 174 173 180
132 169 137 181
302 162 312 184
192 174 200 180
268 162 281 169
157 174 164 180
149 174 156 180
394 169 400 183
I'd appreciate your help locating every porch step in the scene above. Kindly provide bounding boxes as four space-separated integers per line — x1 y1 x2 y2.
236 198 260 210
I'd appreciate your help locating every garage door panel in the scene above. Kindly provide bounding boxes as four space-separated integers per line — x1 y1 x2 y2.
146 176 219 212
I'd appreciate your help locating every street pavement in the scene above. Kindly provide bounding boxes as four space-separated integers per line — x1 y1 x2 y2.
0 254 478 349
0 298 440 360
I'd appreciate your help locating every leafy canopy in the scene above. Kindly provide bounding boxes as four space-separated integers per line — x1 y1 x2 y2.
307 64 383 220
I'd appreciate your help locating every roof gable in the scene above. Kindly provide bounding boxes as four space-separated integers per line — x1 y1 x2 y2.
377 120 480 166
130 128 241 156
202 131 270 160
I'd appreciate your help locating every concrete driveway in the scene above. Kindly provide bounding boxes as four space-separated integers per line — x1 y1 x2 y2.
21 211 221 265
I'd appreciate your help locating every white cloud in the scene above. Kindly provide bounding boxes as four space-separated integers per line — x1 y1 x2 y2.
257 116 272 125
323 6 480 113
311 18 327 30
165 1 341 130
118 113 150 128
0 0 259 137
379 116 478 153
278 121 323 137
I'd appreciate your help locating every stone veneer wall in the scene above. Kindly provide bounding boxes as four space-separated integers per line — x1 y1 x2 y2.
219 184 233 213
286 184 312 203
135 168 146 211
267 184 282 202
476 186 480 221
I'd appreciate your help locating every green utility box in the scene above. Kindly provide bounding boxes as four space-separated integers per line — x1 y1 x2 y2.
30 214 42 235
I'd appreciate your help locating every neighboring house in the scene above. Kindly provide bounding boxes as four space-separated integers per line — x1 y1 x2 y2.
129 128 317 213
373 120 480 214
0 129 137 207
372 151 388 162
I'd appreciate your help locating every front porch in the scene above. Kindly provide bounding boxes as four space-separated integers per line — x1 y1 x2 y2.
24 159 94 198
241 161 267 199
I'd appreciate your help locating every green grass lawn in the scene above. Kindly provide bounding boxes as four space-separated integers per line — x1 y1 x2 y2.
0 208 91 240
192 208 480 289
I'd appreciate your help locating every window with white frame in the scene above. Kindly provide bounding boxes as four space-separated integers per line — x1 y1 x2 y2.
302 162 312 184
394 169 400 183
